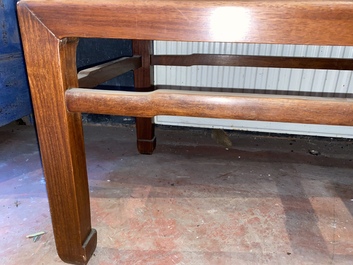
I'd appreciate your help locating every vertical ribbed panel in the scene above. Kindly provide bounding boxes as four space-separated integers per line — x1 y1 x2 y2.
154 41 353 92
154 41 353 138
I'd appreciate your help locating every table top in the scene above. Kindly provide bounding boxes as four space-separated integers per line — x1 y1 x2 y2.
18 0 353 45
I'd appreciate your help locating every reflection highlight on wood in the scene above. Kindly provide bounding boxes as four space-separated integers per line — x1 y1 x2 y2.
19 0 353 45
66 88 353 126
17 0 353 264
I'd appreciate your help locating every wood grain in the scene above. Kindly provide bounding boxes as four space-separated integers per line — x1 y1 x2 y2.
16 0 353 264
17 3 96 265
151 54 353 70
18 0 353 45
66 88 353 126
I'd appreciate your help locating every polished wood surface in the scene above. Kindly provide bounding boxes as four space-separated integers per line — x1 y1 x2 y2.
66 88 353 126
17 0 353 264
151 54 353 70
18 0 353 45
17 7 97 265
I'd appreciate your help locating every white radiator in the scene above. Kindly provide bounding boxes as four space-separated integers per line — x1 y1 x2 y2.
154 41 353 138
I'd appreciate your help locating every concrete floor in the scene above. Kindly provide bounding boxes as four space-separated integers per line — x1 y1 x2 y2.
1 123 353 265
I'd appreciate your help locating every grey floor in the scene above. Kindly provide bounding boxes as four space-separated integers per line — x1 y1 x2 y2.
1 123 353 264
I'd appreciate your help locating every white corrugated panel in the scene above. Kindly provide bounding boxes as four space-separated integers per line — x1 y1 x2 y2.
154 41 353 138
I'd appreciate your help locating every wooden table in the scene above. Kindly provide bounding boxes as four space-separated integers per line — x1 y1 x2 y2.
17 1 353 264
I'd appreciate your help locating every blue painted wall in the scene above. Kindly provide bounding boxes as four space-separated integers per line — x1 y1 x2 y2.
0 0 32 126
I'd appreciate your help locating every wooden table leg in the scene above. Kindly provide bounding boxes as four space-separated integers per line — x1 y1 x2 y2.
17 6 97 265
133 40 156 155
